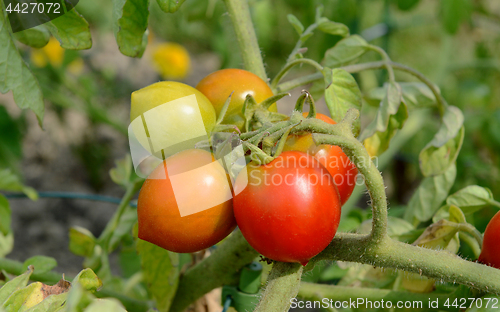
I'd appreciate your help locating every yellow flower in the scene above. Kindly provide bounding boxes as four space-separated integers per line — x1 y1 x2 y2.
30 37 64 67
151 42 191 80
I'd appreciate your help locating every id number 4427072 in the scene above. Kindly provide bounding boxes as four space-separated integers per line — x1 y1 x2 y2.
5 2 61 14
444 297 498 309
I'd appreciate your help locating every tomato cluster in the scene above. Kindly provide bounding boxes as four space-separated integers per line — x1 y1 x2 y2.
133 69 357 265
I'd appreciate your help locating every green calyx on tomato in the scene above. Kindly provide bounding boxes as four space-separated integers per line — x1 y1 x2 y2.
137 149 236 253
479 211 500 269
284 112 358 205
233 151 342 266
196 68 278 131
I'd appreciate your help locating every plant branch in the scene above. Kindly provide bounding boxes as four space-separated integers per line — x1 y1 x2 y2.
368 45 395 82
169 230 258 312
254 262 303 312
275 61 448 115
311 234 500 295
223 0 267 81
271 58 323 90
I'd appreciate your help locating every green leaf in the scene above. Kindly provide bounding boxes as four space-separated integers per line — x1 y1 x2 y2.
113 0 149 57
361 82 407 156
396 0 420 11
0 232 13 258
0 196 11 236
2 282 44 311
0 11 44 125
108 206 137 251
413 219 460 249
404 163 456 222
14 26 50 48
387 217 414 239
0 266 33 305
46 8 92 50
440 0 472 34
287 14 304 35
317 18 349 37
83 298 127 312
322 35 369 68
72 269 103 292
156 0 186 13
446 185 495 214
0 169 38 200
109 155 133 187
64 283 94 312
24 292 67 312
448 205 466 224
364 82 437 108
322 68 362 132
69 227 96 258
0 106 23 170
23 256 57 275
137 239 179 312
419 106 464 177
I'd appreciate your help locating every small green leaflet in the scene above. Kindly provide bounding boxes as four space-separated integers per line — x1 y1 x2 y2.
419 105 464 177
322 67 361 134
322 35 369 68
156 0 186 13
113 0 149 57
361 82 407 156
0 10 44 125
317 18 349 37
446 185 497 215
404 163 456 223
14 25 50 48
137 240 179 312
45 7 92 50
287 14 304 35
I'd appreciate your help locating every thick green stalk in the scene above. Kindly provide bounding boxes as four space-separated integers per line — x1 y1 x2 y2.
222 0 267 80
311 233 500 295
299 282 461 311
254 262 303 312
169 230 258 312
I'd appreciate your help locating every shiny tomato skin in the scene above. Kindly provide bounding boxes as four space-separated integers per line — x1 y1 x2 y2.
137 149 236 253
283 112 357 205
195 68 277 130
479 211 500 269
233 151 341 265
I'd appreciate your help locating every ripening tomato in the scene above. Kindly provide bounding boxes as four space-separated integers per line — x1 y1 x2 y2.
137 149 236 253
479 211 500 269
130 81 216 134
233 151 341 265
283 112 358 205
196 68 278 130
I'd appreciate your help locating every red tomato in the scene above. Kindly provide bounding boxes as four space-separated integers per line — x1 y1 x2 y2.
283 112 358 205
137 149 236 253
233 151 341 265
196 68 277 130
479 211 500 269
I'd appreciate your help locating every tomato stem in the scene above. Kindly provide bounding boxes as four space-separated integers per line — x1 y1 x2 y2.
222 0 268 81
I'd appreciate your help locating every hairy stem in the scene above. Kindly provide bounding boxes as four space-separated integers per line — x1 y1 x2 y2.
271 58 323 90
312 234 500 295
169 230 258 312
254 262 303 312
223 0 267 81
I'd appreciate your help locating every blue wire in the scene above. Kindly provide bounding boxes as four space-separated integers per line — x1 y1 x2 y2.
222 295 232 312
3 191 137 207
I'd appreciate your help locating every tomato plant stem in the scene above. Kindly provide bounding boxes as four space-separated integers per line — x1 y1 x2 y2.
222 0 267 81
254 262 303 312
169 230 258 312
270 58 324 90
